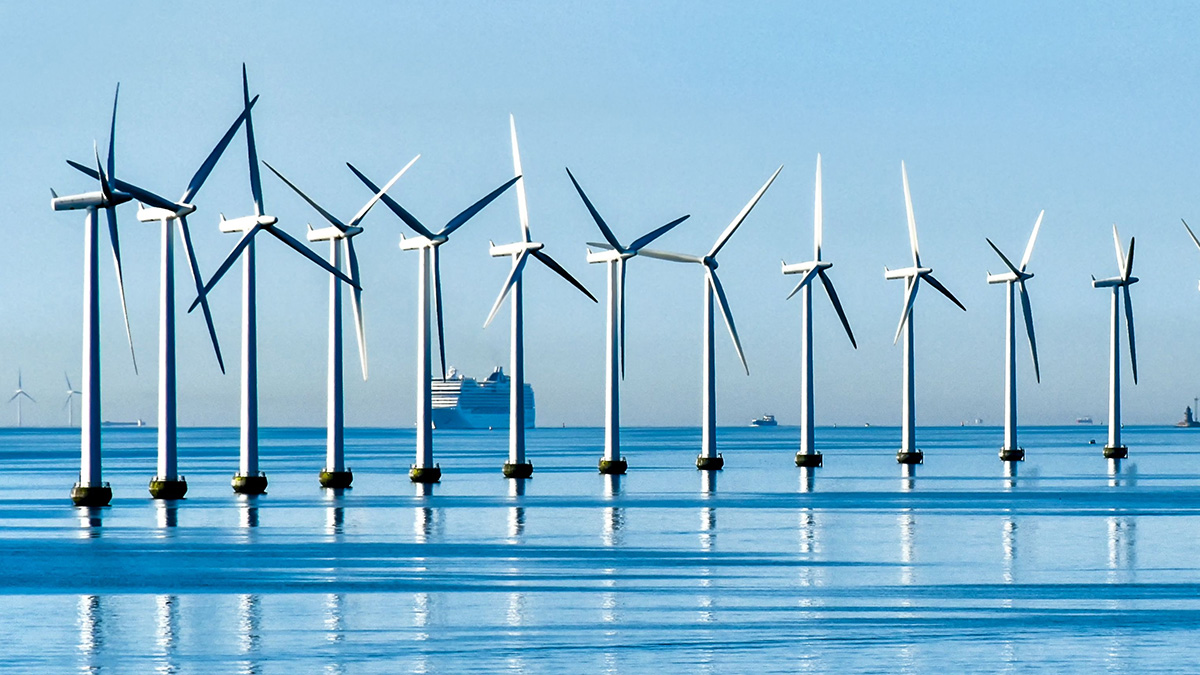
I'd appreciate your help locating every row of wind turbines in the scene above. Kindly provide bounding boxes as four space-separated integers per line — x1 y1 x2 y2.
47 67 1168 508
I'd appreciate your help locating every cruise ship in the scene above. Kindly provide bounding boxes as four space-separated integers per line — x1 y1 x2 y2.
431 366 535 430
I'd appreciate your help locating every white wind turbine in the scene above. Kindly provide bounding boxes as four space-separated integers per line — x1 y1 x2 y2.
69 96 256 500
189 66 358 495
1091 225 1138 469
781 155 857 470
348 160 521 484
9 370 35 427
264 156 417 489
568 168 690 474
884 162 966 475
64 373 82 427
638 166 783 470
483 116 597 479
985 210 1044 474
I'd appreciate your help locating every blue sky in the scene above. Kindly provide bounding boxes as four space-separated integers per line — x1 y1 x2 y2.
3 2 1200 428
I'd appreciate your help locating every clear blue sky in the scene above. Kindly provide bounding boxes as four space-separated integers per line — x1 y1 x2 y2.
2 2 1200 428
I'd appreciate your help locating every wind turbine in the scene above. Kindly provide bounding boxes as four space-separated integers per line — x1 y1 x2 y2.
263 155 418 489
69 96 256 500
884 162 966 475
639 166 783 470
189 65 358 495
568 168 690 474
347 159 521 484
483 116 597 479
51 84 158 507
781 155 857 470
1091 225 1138 469
9 370 35 427
985 210 1044 474
64 373 82 427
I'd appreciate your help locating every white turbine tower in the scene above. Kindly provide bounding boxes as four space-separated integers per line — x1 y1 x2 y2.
483 116 597 479
190 66 358 495
64 373 82 427
1091 225 1138 472
781 155 857 470
69 97 256 500
9 370 35 427
884 162 966 475
985 210 1044 475
567 168 690 474
264 156 417 489
347 161 521 484
51 84 149 506
639 166 783 470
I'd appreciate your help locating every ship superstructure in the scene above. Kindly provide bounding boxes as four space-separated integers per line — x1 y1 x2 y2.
432 367 535 430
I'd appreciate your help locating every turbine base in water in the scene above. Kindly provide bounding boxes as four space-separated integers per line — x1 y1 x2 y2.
502 462 534 479
410 465 442 483
696 454 724 471
71 483 112 507
148 478 188 500
232 473 268 495
598 458 627 475
998 448 1025 462
1103 446 1128 460
896 450 924 465
795 452 823 468
319 470 353 489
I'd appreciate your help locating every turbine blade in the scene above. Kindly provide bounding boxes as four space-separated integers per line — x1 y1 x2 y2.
986 238 1021 276
262 161 347 230
178 216 225 372
93 146 113 204
432 246 447 380
1019 210 1044 271
107 83 118 180
264 225 358 287
901 161 920 267
346 162 435 239
922 273 966 311
348 154 418 228
66 161 181 212
818 270 857 349
1124 284 1137 384
21 391 35 403
637 248 703 264
484 251 529 328
1018 280 1040 382
565 168 623 251
784 277 807 301
64 395 72 410
64 372 72 390
189 225 261 312
629 214 690 253
894 277 919 345
1124 236 1135 281
708 165 783 259
181 95 258 204
439 175 521 237
1184 219 1200 253
814 154 822 259
707 269 748 375
346 238 368 380
784 266 821 300
7 392 18 403
510 115 531 241
531 249 597 302
243 64 264 216
1112 224 1126 273
106 205 137 373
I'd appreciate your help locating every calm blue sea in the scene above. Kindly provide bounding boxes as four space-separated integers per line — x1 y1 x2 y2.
2 424 1199 673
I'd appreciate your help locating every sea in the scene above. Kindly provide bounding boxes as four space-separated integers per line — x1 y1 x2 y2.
2 424 1199 673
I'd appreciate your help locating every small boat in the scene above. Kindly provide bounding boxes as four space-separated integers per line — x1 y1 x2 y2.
750 414 777 427
1076 416 1093 425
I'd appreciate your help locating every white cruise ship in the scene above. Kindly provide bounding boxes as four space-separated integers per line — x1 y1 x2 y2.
431 366 535 430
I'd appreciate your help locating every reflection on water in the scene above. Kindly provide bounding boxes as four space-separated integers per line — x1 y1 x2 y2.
237 594 261 675
602 475 623 547
325 490 345 537
77 507 102 538
899 510 915 587
900 475 915 493
1001 515 1017 585
508 478 527 542
238 496 259 531
155 595 179 675
325 593 346 673
155 501 178 532
799 467 815 493
77 595 102 675
1107 513 1137 576
412 592 432 673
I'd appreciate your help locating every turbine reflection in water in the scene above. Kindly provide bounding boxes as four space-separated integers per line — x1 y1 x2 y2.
155 500 178 533
237 594 261 675
154 595 179 675
77 506 102 539
324 489 345 538
77 595 102 675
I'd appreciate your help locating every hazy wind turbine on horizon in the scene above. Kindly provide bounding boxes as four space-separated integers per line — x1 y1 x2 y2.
639 166 783 470
1092 225 1138 471
63 373 81 427
885 162 966 476
9 370 35 427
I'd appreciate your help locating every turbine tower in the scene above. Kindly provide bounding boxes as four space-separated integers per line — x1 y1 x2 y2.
483 116 597 479
64 373 81 427
9 370 35 427
884 162 966 475
1091 225 1138 471
781 155 857 470
348 160 520 484
639 166 783 470
264 156 417 489
567 168 689 474
985 211 1044 475
51 84 152 506
190 66 358 495
69 96 256 500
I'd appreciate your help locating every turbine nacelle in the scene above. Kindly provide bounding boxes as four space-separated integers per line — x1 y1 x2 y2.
884 266 932 280
781 260 832 276
307 225 361 242
586 247 632 264
489 240 544 258
986 271 1033 284
220 213 277 233
137 203 196 222
52 190 130 211
399 233 435 251
1092 275 1138 288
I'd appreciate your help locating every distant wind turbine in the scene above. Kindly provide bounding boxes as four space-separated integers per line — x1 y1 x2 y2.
483 116 596 478
1091 225 1138 468
884 162 966 475
985 210 1044 474
64 373 81 427
9 370 35 427
348 157 520 484
639 166 783 470
781 155 856 470
570 167 689 474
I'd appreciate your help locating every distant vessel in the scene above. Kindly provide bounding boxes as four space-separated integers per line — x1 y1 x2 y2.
1177 403 1200 428
1076 416 1093 425
102 419 146 427
431 367 534 430
750 414 777 427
